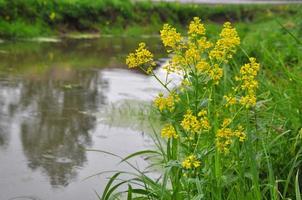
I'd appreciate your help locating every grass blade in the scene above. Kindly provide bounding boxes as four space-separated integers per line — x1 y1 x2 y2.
127 184 133 200
101 172 121 200
296 170 301 200
120 150 161 163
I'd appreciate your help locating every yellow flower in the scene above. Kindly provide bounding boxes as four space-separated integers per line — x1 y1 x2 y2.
153 93 166 111
160 24 182 49
222 118 232 127
200 118 211 130
237 58 260 108
234 125 246 142
216 122 246 153
240 94 257 108
208 64 223 85
216 139 230 154
188 17 205 37
209 22 240 62
182 155 201 169
197 37 213 52
161 124 178 139
126 43 155 69
224 95 237 107
165 54 186 73
146 66 153 74
154 92 180 112
198 110 207 117
196 60 210 73
184 44 201 65
181 109 211 133
216 127 233 153
181 110 201 133
239 57 260 92
217 127 233 138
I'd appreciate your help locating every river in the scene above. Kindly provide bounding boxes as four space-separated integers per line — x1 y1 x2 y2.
0 36 165 200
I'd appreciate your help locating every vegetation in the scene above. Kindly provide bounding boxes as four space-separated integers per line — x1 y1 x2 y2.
1 0 300 199
98 14 302 200
0 0 301 38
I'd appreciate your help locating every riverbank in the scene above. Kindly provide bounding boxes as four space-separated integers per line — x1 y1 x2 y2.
0 0 301 39
155 0 302 4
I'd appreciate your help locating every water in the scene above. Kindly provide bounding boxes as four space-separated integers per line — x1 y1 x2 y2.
0 36 165 200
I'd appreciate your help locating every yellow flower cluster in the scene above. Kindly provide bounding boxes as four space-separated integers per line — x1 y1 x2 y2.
163 55 184 73
181 110 201 133
126 43 155 69
196 61 223 85
161 124 178 139
188 17 205 37
224 95 237 107
160 24 182 50
239 57 260 92
216 119 246 153
234 125 246 142
154 92 180 112
182 155 201 169
216 128 233 153
181 109 210 133
159 19 236 88
237 57 260 108
184 44 200 65
161 18 213 73
197 37 213 52
209 22 240 62
222 118 232 127
195 60 223 85
196 59 210 73
198 110 211 130
239 95 257 108
208 64 223 85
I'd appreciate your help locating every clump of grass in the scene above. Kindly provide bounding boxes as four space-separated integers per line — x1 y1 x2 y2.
0 19 50 38
98 18 302 200
98 100 162 133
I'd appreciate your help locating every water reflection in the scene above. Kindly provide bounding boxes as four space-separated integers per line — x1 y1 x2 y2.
0 77 21 148
0 36 164 196
0 115 9 147
19 72 101 186
0 37 164 75
0 70 103 186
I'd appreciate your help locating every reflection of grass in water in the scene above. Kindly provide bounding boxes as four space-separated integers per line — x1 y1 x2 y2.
0 37 165 77
99 100 162 134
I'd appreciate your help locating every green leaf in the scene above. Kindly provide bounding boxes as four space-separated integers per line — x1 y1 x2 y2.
120 150 161 163
127 184 132 200
101 172 121 200
104 180 128 200
295 170 301 200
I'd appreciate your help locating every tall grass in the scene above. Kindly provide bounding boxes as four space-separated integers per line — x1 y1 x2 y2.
97 17 302 200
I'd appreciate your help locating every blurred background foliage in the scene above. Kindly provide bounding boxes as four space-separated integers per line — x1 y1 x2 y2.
0 0 301 38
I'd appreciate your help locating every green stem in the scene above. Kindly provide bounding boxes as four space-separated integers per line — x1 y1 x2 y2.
245 109 262 200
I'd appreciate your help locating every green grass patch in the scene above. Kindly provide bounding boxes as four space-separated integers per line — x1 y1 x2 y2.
0 0 301 38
